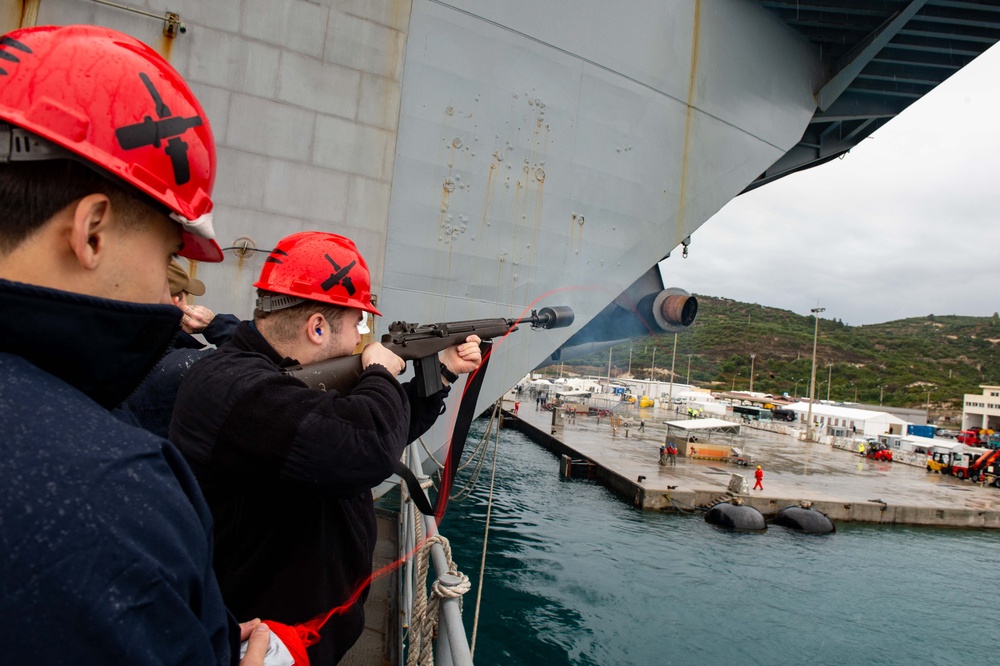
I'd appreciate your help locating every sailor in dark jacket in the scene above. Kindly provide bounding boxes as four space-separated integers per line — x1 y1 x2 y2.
0 24 270 665
124 259 240 438
166 257 241 352
170 232 482 665
0 280 240 663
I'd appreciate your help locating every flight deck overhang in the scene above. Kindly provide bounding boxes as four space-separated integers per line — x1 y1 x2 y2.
747 0 1000 191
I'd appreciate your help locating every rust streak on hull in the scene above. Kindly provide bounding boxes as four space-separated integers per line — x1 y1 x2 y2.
19 0 40 28
676 0 701 246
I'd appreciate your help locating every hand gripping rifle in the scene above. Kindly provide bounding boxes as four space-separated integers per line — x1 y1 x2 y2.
285 305 574 396
284 306 574 517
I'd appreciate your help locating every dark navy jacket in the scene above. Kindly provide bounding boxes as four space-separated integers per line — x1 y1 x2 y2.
170 321 448 665
0 279 238 665
124 313 240 438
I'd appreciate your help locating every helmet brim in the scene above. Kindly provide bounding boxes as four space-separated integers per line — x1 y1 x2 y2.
361 302 383 317
179 231 224 263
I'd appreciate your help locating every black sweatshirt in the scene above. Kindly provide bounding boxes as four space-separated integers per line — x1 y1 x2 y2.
170 321 447 664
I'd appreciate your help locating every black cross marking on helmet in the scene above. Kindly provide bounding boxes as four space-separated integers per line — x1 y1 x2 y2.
265 248 289 264
0 37 31 77
114 72 203 185
321 254 357 296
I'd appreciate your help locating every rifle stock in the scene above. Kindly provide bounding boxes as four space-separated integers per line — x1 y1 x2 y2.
284 306 573 396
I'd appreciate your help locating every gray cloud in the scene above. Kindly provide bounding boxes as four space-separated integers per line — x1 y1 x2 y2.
662 44 1000 326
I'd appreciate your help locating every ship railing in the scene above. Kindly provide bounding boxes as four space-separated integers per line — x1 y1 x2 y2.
401 444 474 666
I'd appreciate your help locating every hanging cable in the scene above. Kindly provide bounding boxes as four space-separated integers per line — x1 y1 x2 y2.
417 435 445 470
457 406 499 472
469 415 502 657
450 403 502 501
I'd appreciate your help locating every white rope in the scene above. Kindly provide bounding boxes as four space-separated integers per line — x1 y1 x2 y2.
407 523 470 666
450 429 491 499
417 435 445 469
407 401 502 662
470 421 501 658
457 406 497 472
407 512 431 666
431 569 472 599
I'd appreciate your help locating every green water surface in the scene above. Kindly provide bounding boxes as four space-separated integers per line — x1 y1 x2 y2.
441 422 998 666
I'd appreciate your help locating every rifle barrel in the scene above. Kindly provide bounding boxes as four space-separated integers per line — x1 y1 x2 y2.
284 305 574 395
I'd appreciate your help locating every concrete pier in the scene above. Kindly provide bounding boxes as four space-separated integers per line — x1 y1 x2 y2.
505 403 1000 529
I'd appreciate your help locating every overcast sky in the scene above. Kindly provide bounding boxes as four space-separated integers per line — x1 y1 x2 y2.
662 42 1000 327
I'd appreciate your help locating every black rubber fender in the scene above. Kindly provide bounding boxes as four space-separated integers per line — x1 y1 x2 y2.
704 502 766 531
773 505 836 534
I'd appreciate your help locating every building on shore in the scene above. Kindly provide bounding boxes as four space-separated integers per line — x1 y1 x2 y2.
613 379 713 402
785 402 907 438
961 385 1000 431
850 403 928 425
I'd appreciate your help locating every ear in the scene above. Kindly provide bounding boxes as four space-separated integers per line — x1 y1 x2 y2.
305 312 326 345
68 194 113 271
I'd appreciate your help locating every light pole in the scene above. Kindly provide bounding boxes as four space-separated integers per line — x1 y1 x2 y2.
880 384 886 405
806 307 825 441
650 347 656 382
686 354 692 386
826 364 833 401
749 353 756 393
794 378 802 397
628 346 632 377
667 333 678 404
732 372 739 392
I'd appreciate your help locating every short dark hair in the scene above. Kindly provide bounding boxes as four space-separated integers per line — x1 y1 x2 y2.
0 160 153 254
254 289 350 342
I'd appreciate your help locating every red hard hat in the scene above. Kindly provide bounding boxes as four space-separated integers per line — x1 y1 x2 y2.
0 25 222 262
254 232 381 315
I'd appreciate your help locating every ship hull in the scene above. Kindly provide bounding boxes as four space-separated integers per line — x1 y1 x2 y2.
381 0 821 469
6 0 823 475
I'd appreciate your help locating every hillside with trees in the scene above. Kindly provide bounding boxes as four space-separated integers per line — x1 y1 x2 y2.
556 296 1000 424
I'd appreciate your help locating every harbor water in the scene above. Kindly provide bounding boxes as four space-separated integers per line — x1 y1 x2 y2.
441 421 1000 665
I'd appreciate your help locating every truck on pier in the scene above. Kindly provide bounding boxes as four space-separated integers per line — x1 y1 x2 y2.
771 408 797 422
957 429 985 446
948 447 990 480
926 443 966 474
865 441 893 462
956 429 1000 449
971 449 1000 482
926 444 1000 484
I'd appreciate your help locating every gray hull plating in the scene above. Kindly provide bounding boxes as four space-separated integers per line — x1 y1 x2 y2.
382 0 820 467
6 2 817 467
